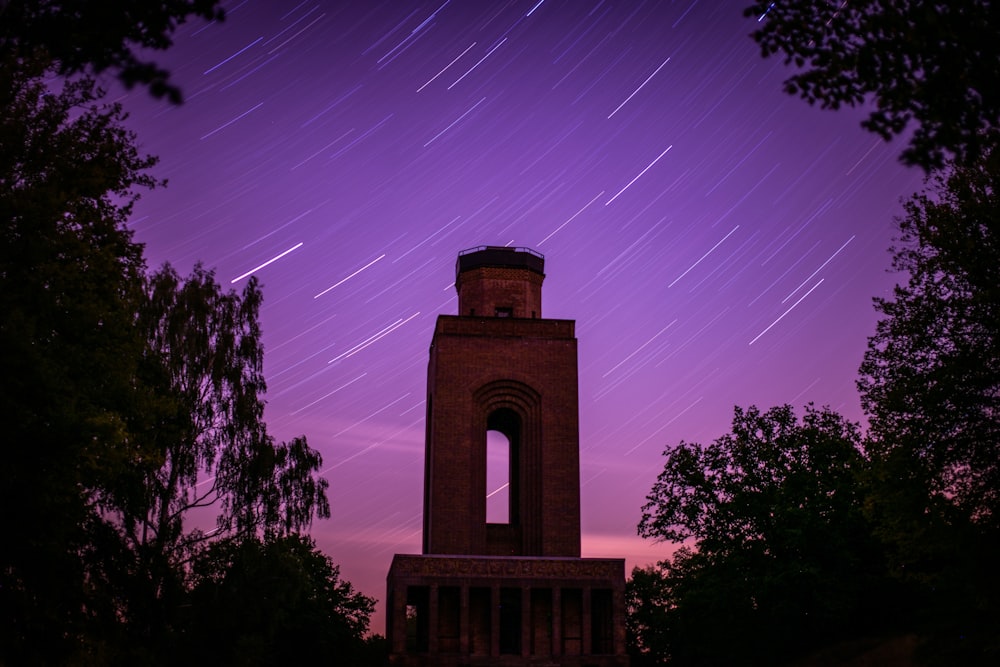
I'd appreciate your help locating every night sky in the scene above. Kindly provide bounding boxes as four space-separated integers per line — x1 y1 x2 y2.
119 0 926 631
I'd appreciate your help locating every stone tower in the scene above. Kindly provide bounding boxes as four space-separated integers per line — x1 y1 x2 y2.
386 246 628 667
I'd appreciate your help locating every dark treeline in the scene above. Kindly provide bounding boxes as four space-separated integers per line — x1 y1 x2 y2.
628 2 1000 665
1 2 382 665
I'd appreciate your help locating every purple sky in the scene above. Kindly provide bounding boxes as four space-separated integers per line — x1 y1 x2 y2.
120 0 926 632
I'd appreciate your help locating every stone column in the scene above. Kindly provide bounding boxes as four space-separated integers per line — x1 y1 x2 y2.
390 584 407 654
614 583 627 656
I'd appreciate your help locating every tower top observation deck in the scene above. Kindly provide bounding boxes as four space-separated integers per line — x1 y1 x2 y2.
455 246 545 319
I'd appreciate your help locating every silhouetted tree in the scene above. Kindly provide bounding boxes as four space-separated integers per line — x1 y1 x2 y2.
1 16 334 661
626 563 672 666
86 265 331 660
637 405 899 665
0 0 224 102
182 535 375 666
744 1 1000 171
858 150 1000 662
0 54 156 663
356 633 391 666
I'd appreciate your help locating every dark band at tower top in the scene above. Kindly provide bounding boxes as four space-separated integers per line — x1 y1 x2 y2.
456 245 545 276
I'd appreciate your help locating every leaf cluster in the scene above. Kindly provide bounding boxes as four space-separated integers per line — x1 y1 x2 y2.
640 405 865 551
96 264 331 573
744 1 1000 171
0 0 224 102
635 405 899 664
859 152 1000 528
182 534 376 666
626 563 674 666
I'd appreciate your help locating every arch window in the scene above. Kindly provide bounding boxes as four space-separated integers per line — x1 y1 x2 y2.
486 408 520 525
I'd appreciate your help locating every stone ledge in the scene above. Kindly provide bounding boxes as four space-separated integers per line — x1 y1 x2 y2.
435 315 575 339
389 554 624 582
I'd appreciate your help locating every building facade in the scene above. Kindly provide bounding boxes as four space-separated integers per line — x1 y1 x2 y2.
386 246 628 666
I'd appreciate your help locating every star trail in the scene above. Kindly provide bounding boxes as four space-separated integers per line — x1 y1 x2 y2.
121 0 926 630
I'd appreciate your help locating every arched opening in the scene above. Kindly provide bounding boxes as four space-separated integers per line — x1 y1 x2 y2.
486 430 510 523
486 408 520 525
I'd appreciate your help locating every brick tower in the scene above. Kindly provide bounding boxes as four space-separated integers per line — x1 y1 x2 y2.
386 246 628 667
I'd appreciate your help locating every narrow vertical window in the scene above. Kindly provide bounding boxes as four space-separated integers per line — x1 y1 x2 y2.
405 586 429 653
591 589 614 654
486 429 510 523
499 587 522 654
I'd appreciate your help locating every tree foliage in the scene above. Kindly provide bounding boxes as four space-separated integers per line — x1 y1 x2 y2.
183 535 376 666
1 14 353 664
744 1 1000 171
637 405 898 665
105 265 331 551
0 0 224 102
859 151 1000 527
858 150 1000 661
626 563 673 666
640 405 866 548
0 54 157 663
86 265 331 657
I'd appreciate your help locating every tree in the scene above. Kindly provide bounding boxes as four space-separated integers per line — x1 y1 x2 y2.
626 563 673 666
858 150 1000 661
1 38 331 663
88 264 331 659
743 1 1000 171
637 405 898 665
859 151 999 528
182 535 375 666
629 547 777 666
0 0 224 102
0 54 157 664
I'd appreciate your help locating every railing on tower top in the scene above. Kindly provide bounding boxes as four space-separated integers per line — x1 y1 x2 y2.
456 246 545 277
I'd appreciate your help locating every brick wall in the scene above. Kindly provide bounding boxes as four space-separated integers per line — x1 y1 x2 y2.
456 266 544 318
423 315 581 557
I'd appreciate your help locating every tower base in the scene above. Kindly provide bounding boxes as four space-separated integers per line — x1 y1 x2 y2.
386 554 629 667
